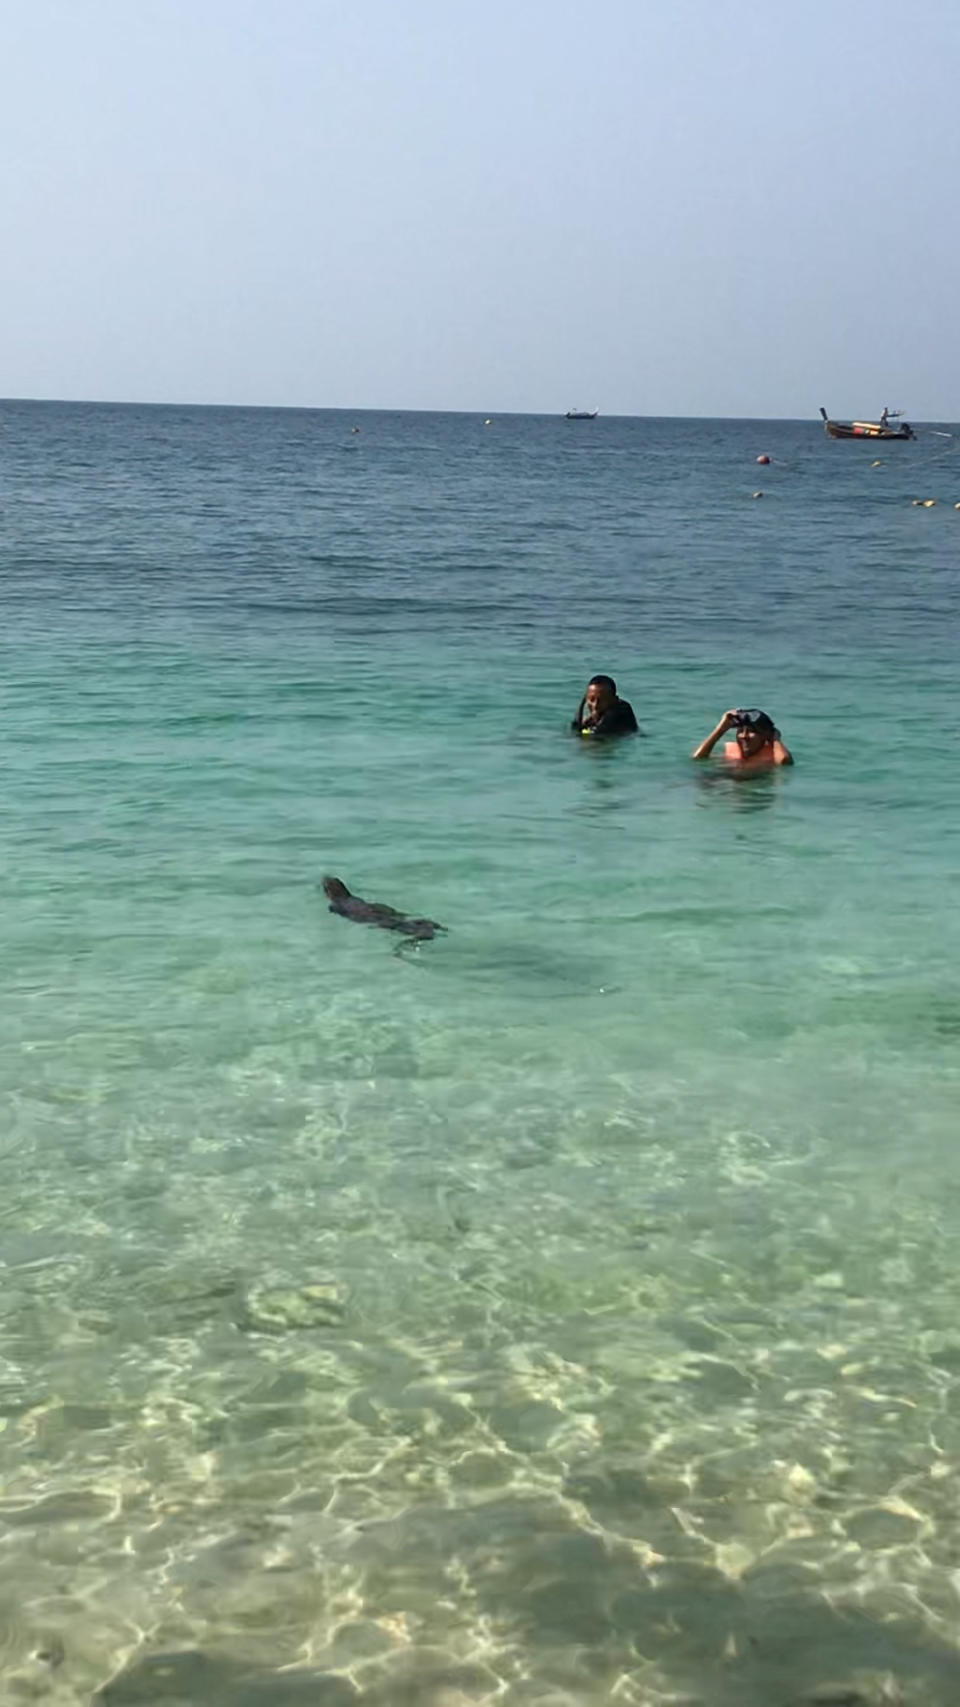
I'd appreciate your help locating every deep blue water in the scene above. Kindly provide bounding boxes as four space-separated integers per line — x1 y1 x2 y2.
1 401 959 1705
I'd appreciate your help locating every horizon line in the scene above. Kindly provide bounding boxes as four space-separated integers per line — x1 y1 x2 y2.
3 395 944 424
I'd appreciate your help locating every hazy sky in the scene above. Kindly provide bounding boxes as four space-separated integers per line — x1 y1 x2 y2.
3 1 957 415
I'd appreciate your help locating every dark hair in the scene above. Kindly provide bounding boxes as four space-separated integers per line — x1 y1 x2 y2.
588 674 617 695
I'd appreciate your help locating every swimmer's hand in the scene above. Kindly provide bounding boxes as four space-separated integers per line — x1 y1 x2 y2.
692 710 737 761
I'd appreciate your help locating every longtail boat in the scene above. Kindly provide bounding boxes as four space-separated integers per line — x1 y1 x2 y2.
820 406 914 441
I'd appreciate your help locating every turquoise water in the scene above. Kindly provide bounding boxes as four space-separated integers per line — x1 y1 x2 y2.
1 401 959 1705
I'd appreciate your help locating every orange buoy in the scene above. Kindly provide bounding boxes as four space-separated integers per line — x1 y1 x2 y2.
756 454 770 465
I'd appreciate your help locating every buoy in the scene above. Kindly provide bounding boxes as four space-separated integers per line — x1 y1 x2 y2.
912 499 936 507
871 459 882 467
756 454 770 465
484 418 492 426
752 490 763 499
350 426 360 434
955 502 960 510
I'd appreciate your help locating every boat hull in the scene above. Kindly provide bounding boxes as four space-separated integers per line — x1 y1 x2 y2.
824 421 913 441
819 407 913 441
564 410 598 420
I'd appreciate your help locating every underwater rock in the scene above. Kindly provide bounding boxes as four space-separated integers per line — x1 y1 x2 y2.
789 1684 902 1706
95 1649 359 1703
683 1355 755 1405
237 1280 347 1334
845 1500 925 1549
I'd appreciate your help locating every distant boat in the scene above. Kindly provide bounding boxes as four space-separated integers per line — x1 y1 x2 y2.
564 408 598 420
819 406 914 441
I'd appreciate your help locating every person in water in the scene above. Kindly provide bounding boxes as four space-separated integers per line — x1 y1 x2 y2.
572 675 639 739
692 707 793 769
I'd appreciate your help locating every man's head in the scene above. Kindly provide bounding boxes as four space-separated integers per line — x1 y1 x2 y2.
585 674 617 719
732 708 778 758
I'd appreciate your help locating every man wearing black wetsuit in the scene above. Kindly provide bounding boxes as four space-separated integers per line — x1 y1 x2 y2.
572 674 639 739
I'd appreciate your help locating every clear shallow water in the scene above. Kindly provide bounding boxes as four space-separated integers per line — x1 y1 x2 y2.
1 400 959 1705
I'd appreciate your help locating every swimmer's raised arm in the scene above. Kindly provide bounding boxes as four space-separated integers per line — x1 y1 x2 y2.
692 710 737 760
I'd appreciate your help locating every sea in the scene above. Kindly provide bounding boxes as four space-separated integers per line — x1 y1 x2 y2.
1 400 959 1707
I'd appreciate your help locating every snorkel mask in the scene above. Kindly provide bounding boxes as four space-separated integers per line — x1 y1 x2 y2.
732 708 779 741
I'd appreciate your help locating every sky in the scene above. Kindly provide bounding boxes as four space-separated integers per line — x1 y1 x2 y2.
2 0 958 417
